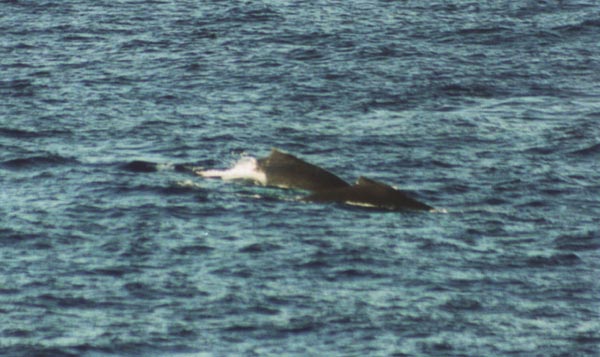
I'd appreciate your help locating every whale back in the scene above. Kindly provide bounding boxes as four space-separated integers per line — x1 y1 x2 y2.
304 176 432 211
257 148 349 191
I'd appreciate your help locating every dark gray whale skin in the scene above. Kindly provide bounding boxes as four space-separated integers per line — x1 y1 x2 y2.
304 177 433 211
257 148 350 191
257 149 432 211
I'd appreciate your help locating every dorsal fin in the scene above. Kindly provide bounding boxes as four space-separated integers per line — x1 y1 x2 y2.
257 148 287 167
269 147 284 157
265 148 294 163
356 176 391 189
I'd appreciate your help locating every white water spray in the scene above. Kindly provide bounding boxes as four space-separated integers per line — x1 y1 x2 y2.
196 156 267 185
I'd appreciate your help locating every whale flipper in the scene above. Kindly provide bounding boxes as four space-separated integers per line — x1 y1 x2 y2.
304 176 432 211
256 148 350 191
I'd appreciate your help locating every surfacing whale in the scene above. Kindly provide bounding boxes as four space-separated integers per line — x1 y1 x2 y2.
197 148 349 190
304 176 433 211
198 148 432 212
256 148 350 191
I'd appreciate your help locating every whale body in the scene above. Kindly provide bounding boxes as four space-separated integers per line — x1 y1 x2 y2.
256 148 350 191
198 148 433 212
304 176 433 211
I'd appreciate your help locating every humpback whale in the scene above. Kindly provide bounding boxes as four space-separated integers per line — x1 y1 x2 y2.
304 176 433 211
256 149 350 191
197 148 349 190
198 148 432 211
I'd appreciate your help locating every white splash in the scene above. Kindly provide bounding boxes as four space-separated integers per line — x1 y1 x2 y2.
175 179 203 189
196 156 267 185
156 163 175 171
430 207 448 213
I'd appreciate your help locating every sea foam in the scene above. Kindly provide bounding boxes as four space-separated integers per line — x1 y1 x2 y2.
196 156 267 185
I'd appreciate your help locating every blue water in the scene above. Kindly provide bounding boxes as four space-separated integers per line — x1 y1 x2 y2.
2 1 600 355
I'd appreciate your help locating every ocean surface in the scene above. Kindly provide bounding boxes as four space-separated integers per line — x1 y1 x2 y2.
2 0 600 355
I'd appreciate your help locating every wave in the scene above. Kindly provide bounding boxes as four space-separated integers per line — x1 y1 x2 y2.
112 182 206 197
441 296 483 312
1 154 78 169
120 160 164 173
0 127 43 138
439 82 499 99
553 18 600 35
0 79 35 97
569 143 600 157
219 5 283 24
525 253 582 267
0 127 72 139
239 242 283 254
554 231 600 252
0 227 38 243
120 160 202 173
456 26 511 36
439 24 518 45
